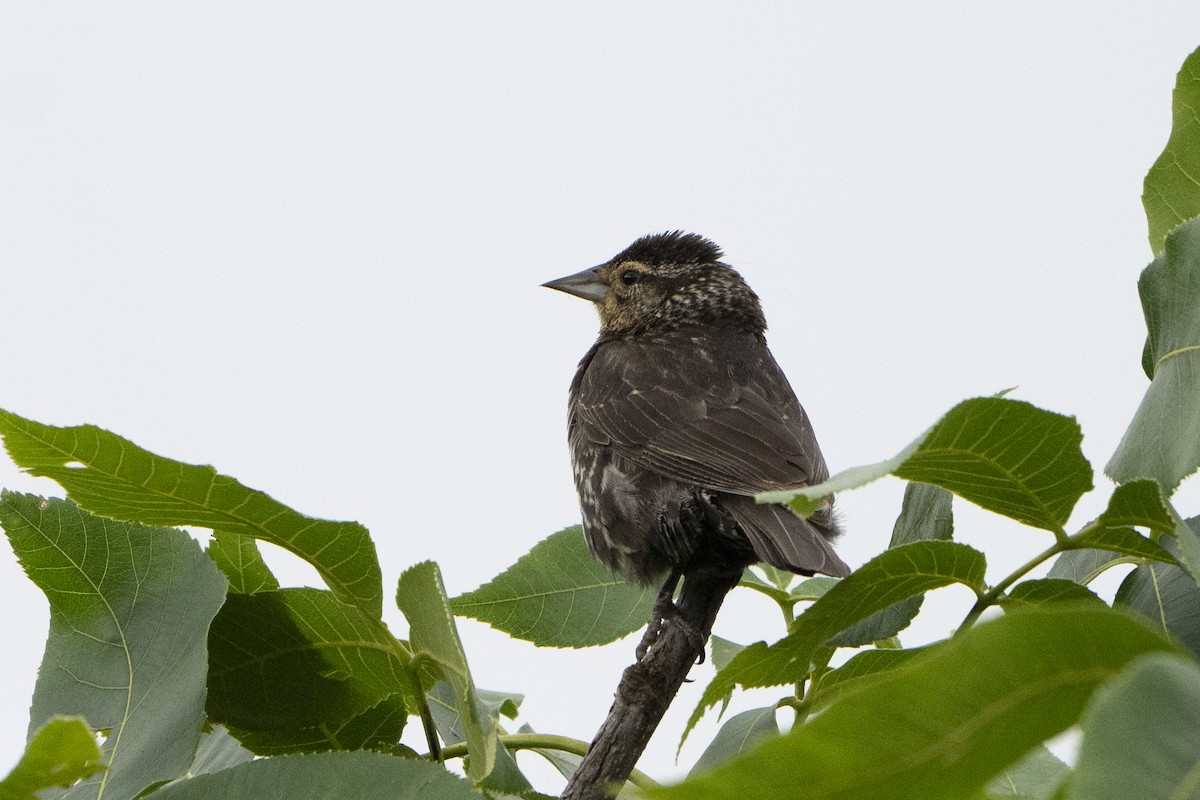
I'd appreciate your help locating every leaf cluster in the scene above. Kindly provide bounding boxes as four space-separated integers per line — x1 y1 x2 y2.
0 411 653 800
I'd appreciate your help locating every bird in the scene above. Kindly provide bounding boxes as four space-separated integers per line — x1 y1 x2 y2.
543 232 850 613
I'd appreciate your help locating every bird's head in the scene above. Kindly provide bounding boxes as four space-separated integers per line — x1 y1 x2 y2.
543 231 767 337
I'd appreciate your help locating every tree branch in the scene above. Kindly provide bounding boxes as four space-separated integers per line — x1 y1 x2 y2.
561 568 741 800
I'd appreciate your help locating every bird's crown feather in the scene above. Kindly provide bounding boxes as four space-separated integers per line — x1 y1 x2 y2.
608 231 723 268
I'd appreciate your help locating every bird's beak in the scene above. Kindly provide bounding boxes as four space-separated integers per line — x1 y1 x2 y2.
542 267 608 304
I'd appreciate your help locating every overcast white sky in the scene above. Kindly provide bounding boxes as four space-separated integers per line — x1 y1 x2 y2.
3 4 1200 789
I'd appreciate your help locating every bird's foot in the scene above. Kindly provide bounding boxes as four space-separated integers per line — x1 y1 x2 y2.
635 572 684 661
635 588 678 661
640 605 707 668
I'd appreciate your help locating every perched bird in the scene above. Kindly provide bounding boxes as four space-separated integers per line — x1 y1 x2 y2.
544 232 850 597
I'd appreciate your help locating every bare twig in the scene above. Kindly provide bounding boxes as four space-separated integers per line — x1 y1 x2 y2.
561 568 741 800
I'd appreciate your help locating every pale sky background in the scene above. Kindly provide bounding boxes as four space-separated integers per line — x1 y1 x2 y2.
3 4 1200 791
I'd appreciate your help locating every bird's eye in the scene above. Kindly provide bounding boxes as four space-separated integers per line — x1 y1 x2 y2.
621 269 642 286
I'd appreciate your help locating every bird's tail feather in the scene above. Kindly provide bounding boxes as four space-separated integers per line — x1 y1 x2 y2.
721 494 850 578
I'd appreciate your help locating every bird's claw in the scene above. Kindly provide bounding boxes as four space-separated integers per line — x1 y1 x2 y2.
636 572 690 662
634 572 709 663
635 587 679 661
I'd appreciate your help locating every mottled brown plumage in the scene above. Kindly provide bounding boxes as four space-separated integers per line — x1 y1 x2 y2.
545 231 849 587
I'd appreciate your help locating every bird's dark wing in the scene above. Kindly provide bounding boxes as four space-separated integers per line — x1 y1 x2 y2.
571 332 831 498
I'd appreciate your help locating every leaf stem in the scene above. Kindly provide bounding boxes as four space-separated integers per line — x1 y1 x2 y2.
954 538 1070 635
777 695 812 725
795 646 836 716
737 577 792 607
386 637 442 761
439 733 659 789
736 574 796 628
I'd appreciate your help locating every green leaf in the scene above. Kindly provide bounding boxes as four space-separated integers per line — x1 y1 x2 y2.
1046 489 1179 587
144 751 487 800
1176 514 1200 585
709 635 745 674
184 726 255 776
1107 218 1200 493
756 564 799 591
765 398 1092 535
1069 653 1200 800
826 596 923 648
1143 45 1200 254
651 607 1179 800
425 684 533 795
739 569 793 605
687 541 986 738
998 579 1103 609
206 530 279 595
889 482 954 546
227 697 408 757
397 562 495 783
1046 548 1135 586
1071 526 1177 564
809 648 930 710
892 398 1091 533
789 576 840 602
0 718 105 800
0 493 227 799
0 408 382 616
831 481 958 649
450 526 655 648
980 745 1068 799
760 450 919 516
428 685 522 746
148 725 256 793
1115 538 1200 659
480 688 523 721
689 707 778 777
1092 479 1176 534
206 588 411 753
